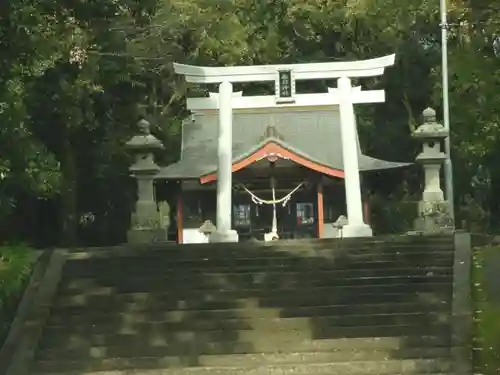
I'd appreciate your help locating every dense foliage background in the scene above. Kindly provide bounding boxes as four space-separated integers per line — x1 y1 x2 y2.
472 244 500 374
1 0 499 245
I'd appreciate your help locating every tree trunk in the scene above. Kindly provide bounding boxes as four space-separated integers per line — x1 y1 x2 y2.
60 135 78 247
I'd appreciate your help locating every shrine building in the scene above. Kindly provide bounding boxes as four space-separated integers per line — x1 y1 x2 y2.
156 105 409 243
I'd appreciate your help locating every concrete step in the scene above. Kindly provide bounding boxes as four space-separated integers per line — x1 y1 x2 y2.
277 244 454 258
46 301 451 327
48 299 452 324
37 335 452 357
50 283 452 311
32 358 452 375
55 274 453 296
35 346 452 364
64 235 454 261
60 267 452 293
32 237 456 375
59 263 454 284
42 312 451 336
38 321 451 351
65 244 454 263
59 266 453 294
61 252 454 278
33 349 453 373
48 293 452 318
36 336 453 362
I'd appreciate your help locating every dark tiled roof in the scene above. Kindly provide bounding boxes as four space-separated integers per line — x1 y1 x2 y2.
157 109 410 179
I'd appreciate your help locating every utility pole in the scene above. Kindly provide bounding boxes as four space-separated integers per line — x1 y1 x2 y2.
440 0 455 226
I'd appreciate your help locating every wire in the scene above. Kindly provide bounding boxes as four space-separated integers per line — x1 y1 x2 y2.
86 51 164 60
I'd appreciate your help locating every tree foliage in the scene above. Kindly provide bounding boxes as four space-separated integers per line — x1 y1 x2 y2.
0 244 34 343
1 0 500 246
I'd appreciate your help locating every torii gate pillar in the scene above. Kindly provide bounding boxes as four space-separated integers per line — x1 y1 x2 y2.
174 55 395 240
210 81 239 243
337 77 372 237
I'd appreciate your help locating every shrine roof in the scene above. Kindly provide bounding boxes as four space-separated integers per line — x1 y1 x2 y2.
156 108 410 180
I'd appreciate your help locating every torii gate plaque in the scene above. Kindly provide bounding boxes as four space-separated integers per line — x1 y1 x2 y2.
174 55 395 242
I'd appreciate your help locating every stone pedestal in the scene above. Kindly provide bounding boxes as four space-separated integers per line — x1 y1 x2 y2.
125 119 165 244
127 194 163 244
342 223 373 238
210 229 239 243
127 228 166 244
413 108 453 233
422 164 445 201
414 200 453 233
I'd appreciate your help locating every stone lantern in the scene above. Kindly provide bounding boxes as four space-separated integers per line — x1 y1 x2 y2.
413 107 453 232
125 119 165 243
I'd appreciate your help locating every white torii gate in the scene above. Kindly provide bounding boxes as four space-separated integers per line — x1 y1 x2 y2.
174 55 395 242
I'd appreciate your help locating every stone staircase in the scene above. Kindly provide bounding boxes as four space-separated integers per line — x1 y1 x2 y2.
30 235 457 374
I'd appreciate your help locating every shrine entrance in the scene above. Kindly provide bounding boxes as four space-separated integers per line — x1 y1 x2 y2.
172 55 398 241
233 183 317 241
160 55 414 244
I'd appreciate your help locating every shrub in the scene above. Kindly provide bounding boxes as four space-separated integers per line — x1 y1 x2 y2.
368 194 419 234
0 244 35 345
472 245 500 374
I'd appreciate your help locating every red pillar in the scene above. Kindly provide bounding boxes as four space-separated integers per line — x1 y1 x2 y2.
317 181 324 238
363 200 370 224
177 190 183 244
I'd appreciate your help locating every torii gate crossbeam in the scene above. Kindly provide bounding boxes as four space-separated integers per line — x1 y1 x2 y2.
174 55 394 83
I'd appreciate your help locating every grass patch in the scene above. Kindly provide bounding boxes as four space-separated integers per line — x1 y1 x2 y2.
0 244 35 346
472 244 500 374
